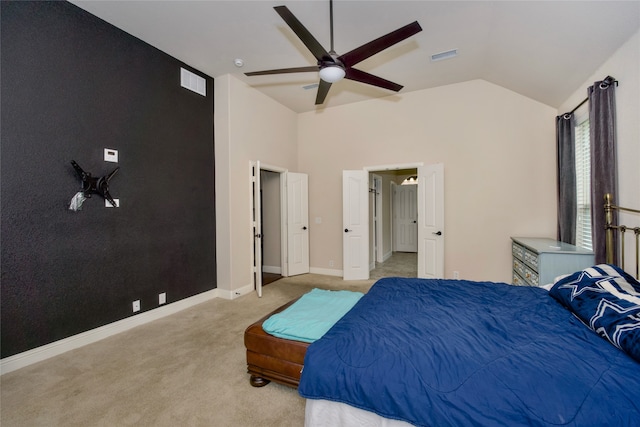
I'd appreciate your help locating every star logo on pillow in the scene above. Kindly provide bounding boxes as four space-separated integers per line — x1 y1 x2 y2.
558 271 618 301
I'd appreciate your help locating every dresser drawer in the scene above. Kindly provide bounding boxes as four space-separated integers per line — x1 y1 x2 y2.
513 258 526 278
523 249 538 270
523 266 539 287
512 243 525 261
512 272 527 286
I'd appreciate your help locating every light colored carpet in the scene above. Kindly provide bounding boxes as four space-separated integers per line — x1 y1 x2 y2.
1 256 414 427
0 275 374 426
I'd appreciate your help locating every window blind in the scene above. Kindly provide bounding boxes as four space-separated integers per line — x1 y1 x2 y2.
575 118 592 250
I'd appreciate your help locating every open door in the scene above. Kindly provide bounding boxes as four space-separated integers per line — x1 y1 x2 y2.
252 162 310 297
417 163 444 278
286 172 309 276
251 161 263 297
343 170 369 280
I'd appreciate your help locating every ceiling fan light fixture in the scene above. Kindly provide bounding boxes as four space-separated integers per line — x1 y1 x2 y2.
319 65 346 83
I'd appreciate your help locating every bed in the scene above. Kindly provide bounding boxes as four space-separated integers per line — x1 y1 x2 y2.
245 194 640 425
299 270 640 426
298 194 640 426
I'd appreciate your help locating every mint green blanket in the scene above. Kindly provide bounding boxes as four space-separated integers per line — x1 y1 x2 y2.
262 288 363 343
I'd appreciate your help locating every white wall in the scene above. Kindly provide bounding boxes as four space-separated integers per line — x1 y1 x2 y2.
298 80 557 283
558 30 640 275
215 30 638 291
214 75 297 296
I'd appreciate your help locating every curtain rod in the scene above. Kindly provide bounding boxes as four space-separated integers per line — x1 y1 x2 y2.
562 75 618 118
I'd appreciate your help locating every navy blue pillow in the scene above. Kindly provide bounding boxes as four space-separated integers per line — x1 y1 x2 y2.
549 264 640 363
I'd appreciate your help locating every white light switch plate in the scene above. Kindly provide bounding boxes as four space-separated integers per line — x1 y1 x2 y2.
104 148 118 163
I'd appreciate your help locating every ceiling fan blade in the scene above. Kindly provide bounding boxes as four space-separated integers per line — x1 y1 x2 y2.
274 6 331 62
315 80 332 105
339 21 422 67
245 66 318 76
345 68 403 92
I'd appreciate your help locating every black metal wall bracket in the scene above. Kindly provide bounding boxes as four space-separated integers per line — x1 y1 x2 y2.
71 160 119 207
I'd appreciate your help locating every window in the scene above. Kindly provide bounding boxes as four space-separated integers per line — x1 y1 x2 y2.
575 116 592 250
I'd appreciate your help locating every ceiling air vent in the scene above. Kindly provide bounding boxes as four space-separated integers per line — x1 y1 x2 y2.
180 68 206 96
431 49 458 62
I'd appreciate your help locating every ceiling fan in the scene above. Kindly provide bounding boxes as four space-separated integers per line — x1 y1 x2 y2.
245 0 422 105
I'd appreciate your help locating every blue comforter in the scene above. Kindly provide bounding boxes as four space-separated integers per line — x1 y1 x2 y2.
298 277 640 426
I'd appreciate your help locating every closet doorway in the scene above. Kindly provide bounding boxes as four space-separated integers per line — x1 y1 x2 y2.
251 161 309 297
260 169 283 286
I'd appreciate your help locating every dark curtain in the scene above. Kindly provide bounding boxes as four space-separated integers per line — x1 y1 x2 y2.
556 113 576 244
588 77 618 264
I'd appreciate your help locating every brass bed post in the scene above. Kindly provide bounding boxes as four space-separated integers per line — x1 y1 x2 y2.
604 193 614 265
635 228 640 279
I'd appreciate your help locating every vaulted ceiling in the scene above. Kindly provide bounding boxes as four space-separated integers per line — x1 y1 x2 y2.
71 1 639 113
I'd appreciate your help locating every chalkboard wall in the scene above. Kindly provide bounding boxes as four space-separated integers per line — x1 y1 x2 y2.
1 1 216 358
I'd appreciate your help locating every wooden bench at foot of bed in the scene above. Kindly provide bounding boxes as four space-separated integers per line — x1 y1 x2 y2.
244 298 309 388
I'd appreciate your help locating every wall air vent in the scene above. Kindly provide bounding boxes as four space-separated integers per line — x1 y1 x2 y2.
431 49 458 62
180 68 206 96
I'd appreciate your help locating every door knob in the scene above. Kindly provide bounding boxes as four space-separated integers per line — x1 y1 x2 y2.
432 231 442 235
302 226 307 230
344 228 352 233
255 233 262 238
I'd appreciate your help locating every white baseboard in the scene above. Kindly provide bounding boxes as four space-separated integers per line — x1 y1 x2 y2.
1 288 219 375
309 267 343 277
262 265 281 274
383 251 393 262
218 282 254 300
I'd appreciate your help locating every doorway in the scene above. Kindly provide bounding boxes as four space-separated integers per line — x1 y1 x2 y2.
251 161 310 297
260 169 282 286
343 163 444 280
369 168 418 279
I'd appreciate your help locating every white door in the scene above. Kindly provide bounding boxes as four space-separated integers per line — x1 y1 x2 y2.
251 161 263 297
343 170 369 280
394 185 418 252
417 163 444 279
286 172 309 276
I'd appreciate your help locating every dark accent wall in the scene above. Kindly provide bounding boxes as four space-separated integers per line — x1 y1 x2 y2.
1 1 216 358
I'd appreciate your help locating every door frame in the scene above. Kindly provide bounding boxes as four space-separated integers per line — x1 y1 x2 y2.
372 174 384 264
250 162 288 297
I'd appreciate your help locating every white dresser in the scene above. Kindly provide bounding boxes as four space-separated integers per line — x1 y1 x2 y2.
511 237 594 287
